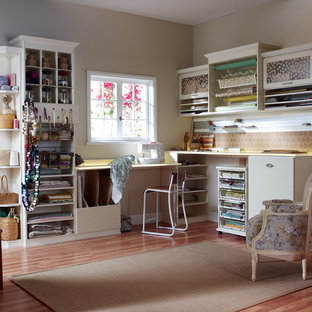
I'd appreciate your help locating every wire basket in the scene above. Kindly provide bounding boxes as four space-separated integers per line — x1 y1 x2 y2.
218 74 256 89
0 217 19 240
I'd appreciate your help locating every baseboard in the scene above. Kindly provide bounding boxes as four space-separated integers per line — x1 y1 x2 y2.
131 212 160 225
208 211 218 223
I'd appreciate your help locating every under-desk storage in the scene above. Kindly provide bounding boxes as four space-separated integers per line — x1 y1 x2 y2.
76 169 121 236
77 204 120 234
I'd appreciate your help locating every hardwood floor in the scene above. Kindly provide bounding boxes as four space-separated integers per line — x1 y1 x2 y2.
1 221 312 312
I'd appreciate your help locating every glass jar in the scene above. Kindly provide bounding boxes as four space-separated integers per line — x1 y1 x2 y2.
42 70 53 86
42 87 52 103
25 86 34 100
58 88 69 104
58 71 68 87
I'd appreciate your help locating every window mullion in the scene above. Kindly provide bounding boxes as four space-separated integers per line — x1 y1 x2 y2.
116 81 123 139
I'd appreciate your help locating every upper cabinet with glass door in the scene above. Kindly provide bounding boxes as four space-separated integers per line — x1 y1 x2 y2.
177 65 209 116
262 43 312 110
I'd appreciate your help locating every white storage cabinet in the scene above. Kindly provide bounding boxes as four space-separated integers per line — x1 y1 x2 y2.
0 46 23 247
10 36 79 246
248 155 312 219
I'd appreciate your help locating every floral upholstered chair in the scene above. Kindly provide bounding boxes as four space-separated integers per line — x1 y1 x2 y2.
246 172 312 281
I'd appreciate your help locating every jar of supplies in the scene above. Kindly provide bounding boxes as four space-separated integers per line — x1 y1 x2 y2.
42 87 52 103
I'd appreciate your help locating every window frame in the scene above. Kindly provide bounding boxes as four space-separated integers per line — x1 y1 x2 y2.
87 70 157 144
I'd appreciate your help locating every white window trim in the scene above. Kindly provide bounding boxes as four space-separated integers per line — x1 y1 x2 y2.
87 70 157 144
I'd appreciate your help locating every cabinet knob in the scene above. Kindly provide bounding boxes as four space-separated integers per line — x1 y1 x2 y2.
266 163 274 168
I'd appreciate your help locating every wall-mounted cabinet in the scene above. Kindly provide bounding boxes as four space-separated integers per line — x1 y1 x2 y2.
205 43 278 115
262 44 312 111
177 65 208 116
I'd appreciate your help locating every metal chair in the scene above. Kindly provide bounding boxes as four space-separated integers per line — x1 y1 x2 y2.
142 171 188 236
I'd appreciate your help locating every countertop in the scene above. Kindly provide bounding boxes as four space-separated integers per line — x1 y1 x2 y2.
75 151 312 171
175 150 312 157
75 158 178 171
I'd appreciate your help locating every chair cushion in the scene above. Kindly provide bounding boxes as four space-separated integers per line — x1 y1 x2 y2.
246 214 263 247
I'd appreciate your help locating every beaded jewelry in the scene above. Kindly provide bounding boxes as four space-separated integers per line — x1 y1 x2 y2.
69 108 73 131
21 99 41 212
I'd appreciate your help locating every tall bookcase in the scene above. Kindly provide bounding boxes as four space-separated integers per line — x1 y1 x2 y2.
10 36 79 246
0 46 23 247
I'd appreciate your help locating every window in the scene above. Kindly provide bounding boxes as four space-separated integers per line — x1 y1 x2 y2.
87 71 156 143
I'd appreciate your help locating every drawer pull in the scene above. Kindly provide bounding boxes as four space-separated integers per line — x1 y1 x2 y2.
266 163 274 168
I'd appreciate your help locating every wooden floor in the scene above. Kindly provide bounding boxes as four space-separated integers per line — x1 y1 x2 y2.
1 221 312 312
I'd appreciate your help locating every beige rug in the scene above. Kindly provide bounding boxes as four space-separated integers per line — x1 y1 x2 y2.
10 241 312 312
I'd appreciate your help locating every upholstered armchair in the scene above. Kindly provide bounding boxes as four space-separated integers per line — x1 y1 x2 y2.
246 172 312 281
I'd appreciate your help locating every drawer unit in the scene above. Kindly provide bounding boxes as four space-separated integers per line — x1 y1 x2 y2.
217 166 247 237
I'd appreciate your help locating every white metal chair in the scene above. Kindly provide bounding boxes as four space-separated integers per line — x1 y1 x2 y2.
142 171 188 236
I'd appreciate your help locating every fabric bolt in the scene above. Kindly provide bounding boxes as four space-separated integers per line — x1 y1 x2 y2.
110 155 135 204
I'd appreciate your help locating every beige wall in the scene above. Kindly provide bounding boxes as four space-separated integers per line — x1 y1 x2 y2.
193 0 312 65
0 0 193 158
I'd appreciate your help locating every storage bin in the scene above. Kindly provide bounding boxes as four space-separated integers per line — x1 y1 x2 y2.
218 74 256 89
0 217 19 240
200 135 214 150
0 114 14 129
0 151 11 166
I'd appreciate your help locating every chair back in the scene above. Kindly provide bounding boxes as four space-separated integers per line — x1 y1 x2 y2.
303 172 312 208
168 171 186 190
304 172 312 252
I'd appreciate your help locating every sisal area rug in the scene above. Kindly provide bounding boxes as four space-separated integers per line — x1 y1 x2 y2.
10 241 312 312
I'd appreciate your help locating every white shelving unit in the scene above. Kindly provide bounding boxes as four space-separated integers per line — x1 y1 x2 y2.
10 36 79 246
217 166 247 237
176 154 209 224
0 46 23 247
205 43 279 115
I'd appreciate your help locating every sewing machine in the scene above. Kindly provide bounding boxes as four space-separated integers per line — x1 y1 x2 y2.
138 142 165 164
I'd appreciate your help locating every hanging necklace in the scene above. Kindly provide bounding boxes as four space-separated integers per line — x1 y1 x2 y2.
21 99 41 212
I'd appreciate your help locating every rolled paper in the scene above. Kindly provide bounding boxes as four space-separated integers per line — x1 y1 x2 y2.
223 95 257 103
214 57 257 71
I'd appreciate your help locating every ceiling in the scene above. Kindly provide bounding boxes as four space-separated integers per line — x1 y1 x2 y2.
55 0 275 25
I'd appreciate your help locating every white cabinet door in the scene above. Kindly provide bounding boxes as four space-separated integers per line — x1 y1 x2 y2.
248 156 294 219
263 50 312 90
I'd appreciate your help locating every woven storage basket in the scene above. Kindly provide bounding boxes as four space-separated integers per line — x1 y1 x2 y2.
0 114 14 129
0 175 18 204
0 217 18 240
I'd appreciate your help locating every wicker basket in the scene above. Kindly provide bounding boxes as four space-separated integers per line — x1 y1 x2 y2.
0 114 15 129
0 217 18 240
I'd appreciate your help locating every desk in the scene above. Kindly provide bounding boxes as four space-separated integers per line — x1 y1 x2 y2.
75 158 178 237
75 151 312 238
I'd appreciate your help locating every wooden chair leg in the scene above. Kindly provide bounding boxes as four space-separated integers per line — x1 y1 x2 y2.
251 252 257 282
302 256 307 280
